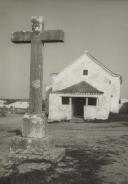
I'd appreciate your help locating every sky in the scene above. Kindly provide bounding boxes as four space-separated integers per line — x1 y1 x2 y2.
0 0 128 99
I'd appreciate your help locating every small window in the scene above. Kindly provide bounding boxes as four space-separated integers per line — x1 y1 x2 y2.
62 97 69 105
83 70 88 75
88 97 97 106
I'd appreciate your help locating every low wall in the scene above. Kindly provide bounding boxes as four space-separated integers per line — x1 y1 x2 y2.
84 106 109 120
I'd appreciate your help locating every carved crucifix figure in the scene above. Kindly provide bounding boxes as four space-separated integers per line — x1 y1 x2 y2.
11 16 64 138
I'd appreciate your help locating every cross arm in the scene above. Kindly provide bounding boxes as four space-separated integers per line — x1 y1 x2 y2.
11 30 64 43
41 30 64 42
11 31 32 43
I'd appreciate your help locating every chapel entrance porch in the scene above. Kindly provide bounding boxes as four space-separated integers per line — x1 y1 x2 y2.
72 97 85 118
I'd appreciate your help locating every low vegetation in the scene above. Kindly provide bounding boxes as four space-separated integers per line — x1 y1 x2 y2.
119 102 128 114
0 115 128 184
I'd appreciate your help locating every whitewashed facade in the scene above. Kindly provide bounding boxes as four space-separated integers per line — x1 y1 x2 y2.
48 51 121 121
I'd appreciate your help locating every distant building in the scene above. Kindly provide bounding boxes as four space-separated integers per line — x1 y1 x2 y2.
48 51 122 121
0 100 6 108
6 101 29 113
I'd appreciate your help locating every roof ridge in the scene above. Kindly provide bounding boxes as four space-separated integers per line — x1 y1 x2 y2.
52 51 122 85
86 51 121 78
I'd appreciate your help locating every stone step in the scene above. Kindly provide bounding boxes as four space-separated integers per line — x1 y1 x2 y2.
70 118 84 123
9 136 65 166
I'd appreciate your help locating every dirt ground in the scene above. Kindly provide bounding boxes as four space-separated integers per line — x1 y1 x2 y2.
0 114 128 184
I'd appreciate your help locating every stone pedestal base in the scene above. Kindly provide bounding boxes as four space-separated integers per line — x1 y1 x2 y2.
9 136 65 166
8 113 65 174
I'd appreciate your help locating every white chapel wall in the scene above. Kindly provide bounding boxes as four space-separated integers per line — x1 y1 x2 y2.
49 53 121 120
49 93 72 121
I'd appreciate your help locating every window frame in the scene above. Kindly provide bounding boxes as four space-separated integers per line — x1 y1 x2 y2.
62 97 69 105
88 97 97 106
83 69 88 76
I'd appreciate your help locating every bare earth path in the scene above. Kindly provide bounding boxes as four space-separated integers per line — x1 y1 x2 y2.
0 114 128 184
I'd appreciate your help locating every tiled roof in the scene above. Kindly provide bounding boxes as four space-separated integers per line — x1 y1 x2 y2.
55 81 103 94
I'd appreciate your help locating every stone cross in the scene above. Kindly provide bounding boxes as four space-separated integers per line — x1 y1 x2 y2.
11 16 64 138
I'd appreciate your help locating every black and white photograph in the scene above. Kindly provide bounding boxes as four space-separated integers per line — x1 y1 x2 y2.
0 0 128 183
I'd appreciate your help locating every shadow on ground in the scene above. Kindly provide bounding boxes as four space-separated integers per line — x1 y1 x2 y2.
0 147 112 184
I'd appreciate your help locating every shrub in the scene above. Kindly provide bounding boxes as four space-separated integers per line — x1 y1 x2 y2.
0 107 6 117
119 102 128 114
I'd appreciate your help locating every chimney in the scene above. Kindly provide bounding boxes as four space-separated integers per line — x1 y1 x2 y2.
50 73 58 84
